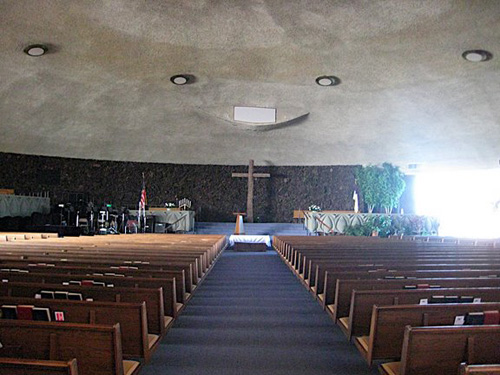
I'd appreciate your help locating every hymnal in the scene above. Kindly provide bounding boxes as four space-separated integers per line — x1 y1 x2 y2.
444 296 459 303
483 310 500 325
40 290 55 299
430 295 445 304
68 293 83 301
404 285 417 289
465 312 484 325
417 284 430 289
81 280 94 286
460 296 474 303
33 307 51 321
17 305 34 320
1 305 17 319
54 291 69 300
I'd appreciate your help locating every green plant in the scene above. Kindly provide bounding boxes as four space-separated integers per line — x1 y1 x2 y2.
355 166 380 213
379 163 406 214
356 163 406 213
344 215 392 237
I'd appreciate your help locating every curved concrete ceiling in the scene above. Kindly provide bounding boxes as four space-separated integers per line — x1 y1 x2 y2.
0 0 499 170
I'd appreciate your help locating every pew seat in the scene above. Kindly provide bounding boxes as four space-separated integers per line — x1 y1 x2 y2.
338 317 349 331
355 335 369 353
380 361 400 375
123 360 140 375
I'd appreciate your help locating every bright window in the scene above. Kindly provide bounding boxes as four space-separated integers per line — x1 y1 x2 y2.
415 169 500 238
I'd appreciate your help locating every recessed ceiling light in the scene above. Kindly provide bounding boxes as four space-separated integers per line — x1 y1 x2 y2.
462 50 493 62
24 44 48 57
170 74 195 85
315 75 341 86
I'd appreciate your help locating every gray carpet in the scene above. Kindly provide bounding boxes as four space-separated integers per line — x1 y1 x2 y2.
141 250 379 375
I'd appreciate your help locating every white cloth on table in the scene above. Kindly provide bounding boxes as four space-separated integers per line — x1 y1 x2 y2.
229 235 272 247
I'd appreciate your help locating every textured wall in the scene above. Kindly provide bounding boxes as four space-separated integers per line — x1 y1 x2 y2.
0 152 414 222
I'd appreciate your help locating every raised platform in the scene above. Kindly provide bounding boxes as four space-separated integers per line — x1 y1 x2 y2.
195 222 307 236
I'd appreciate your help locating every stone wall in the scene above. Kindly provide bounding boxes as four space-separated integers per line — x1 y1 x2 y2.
0 152 415 222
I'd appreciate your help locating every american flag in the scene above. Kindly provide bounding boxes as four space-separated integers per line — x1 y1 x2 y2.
139 174 147 214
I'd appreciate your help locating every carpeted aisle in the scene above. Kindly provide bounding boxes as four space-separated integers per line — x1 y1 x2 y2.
141 250 379 375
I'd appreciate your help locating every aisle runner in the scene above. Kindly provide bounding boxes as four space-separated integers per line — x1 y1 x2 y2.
142 251 378 375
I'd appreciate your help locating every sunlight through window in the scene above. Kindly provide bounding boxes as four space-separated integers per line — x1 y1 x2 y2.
415 169 500 238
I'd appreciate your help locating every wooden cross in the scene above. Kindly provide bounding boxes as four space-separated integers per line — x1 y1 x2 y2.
231 159 270 223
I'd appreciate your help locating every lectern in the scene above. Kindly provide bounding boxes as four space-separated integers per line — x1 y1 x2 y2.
233 212 246 235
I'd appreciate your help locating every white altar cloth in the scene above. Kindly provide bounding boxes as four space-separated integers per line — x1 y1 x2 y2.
229 235 272 247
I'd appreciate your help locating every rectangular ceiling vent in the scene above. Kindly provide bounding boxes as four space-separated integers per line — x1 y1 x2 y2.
233 106 276 124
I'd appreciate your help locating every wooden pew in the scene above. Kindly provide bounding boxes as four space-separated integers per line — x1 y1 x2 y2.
321 269 500 309
0 357 79 375
344 287 500 339
379 325 500 375
0 257 201 287
0 271 179 319
0 320 140 375
460 363 500 375
0 263 193 300
0 259 199 290
313 262 500 296
0 281 167 336
354 302 500 365
0 296 159 362
330 277 500 322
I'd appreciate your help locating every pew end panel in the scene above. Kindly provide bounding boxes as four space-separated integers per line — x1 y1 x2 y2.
0 357 79 375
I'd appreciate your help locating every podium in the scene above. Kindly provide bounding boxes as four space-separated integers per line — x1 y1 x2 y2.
233 212 246 235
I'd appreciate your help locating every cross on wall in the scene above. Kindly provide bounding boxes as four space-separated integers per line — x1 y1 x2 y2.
231 160 270 223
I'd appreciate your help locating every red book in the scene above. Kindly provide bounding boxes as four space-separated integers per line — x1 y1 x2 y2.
417 284 430 289
81 280 94 286
17 305 34 320
483 310 500 325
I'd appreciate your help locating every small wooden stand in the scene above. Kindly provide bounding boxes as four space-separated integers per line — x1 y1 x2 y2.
233 212 246 235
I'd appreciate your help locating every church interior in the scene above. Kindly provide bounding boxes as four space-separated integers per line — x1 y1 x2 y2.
0 1 499 374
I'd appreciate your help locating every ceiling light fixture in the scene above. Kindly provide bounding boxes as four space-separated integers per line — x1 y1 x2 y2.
24 44 48 57
170 74 195 85
315 75 341 86
462 50 493 62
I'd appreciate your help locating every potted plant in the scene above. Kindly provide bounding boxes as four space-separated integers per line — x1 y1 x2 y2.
355 166 380 213
379 163 406 214
356 163 406 213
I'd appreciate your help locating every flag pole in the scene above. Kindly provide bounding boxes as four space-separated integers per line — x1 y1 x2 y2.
142 172 146 233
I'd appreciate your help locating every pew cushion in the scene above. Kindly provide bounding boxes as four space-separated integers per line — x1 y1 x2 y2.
380 361 401 375
326 304 335 315
164 316 174 328
355 336 369 353
123 360 140 375
338 317 349 330
148 334 159 350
